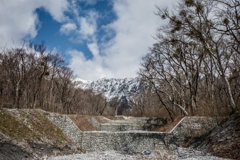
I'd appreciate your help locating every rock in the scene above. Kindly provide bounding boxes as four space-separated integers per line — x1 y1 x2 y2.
190 110 240 159
143 150 151 155
45 148 232 160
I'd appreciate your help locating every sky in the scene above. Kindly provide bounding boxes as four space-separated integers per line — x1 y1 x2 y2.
0 0 178 80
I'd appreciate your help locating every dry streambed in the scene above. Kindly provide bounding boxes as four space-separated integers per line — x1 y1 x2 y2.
42 148 232 160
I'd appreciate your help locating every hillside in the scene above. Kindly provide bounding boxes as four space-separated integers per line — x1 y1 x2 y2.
0 109 79 159
190 110 240 159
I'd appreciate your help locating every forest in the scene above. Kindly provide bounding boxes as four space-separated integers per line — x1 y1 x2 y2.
130 0 240 121
0 0 239 122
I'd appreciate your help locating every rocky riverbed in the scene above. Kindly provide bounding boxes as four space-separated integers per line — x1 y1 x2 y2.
41 147 232 160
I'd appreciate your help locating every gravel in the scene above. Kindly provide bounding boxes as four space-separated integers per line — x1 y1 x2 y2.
40 147 232 160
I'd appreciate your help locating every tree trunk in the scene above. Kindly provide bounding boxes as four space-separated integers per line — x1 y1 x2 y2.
223 75 237 111
206 43 237 112
114 105 119 116
15 81 20 108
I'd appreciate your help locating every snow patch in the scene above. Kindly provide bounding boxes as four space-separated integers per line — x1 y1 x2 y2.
77 77 141 100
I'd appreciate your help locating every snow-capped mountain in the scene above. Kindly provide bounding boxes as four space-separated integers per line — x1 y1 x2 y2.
77 77 142 100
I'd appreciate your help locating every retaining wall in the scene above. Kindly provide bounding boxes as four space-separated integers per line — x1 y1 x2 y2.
45 113 225 153
81 131 168 152
80 117 225 152
46 113 82 146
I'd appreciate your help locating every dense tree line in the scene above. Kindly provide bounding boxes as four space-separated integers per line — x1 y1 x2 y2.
0 42 119 115
131 0 240 120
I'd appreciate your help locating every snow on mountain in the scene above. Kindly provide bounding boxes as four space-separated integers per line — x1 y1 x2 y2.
77 77 141 100
75 78 91 84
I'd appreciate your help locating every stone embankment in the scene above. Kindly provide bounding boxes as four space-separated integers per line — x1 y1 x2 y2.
45 112 82 147
79 116 225 152
43 111 225 153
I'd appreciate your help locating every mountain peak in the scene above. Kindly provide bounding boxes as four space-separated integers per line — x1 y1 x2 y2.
78 77 141 100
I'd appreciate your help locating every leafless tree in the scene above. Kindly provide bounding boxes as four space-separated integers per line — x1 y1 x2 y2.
0 43 110 115
153 0 239 113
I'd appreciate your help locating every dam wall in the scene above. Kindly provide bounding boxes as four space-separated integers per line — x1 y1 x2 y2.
45 113 224 152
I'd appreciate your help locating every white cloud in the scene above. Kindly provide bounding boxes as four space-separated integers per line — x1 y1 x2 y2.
0 0 38 47
42 0 70 23
0 0 70 48
68 49 113 80
77 10 98 41
60 23 77 35
102 0 178 78
87 43 99 57
70 0 81 17
79 17 95 35
70 0 178 80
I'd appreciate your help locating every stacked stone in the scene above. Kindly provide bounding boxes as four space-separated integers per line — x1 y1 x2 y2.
46 113 82 147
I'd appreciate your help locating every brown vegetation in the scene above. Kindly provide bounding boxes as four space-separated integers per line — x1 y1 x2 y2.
105 116 115 120
68 115 97 131
151 116 184 132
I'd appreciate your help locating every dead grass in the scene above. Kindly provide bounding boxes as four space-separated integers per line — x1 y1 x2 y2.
105 116 115 120
115 116 125 120
98 115 124 121
68 115 98 131
151 116 184 132
0 109 72 146
93 116 105 124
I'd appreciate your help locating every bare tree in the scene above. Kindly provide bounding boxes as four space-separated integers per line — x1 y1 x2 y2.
155 0 238 112
0 43 110 115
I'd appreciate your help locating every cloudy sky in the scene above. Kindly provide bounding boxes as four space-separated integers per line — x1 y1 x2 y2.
0 0 177 80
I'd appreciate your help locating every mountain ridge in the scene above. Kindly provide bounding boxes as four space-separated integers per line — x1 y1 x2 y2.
76 77 142 101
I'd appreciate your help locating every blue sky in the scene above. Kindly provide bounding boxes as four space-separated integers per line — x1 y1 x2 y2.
32 0 117 60
0 0 177 80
